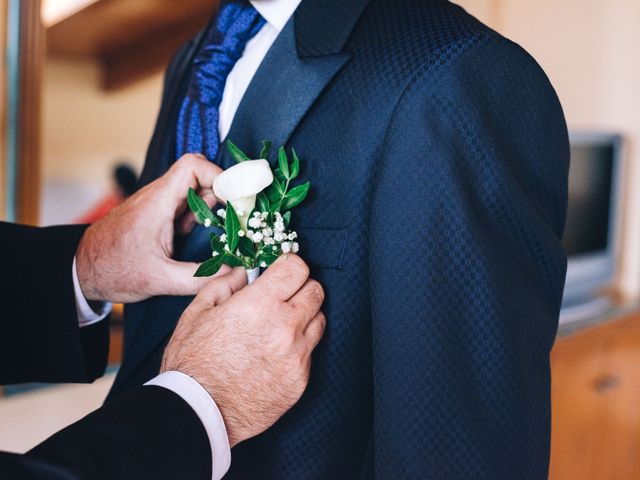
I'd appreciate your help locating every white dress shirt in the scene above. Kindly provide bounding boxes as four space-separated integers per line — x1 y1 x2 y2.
72 1 301 479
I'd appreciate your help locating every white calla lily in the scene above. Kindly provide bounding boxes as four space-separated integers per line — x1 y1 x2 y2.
213 159 274 230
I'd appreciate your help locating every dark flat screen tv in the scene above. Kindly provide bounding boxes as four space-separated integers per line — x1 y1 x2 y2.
560 132 623 324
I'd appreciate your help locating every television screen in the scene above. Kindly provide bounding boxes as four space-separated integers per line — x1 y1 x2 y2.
562 142 614 257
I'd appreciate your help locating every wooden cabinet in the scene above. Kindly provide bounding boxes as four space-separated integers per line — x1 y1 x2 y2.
550 311 640 480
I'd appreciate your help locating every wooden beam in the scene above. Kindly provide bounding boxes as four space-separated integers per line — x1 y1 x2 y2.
16 0 44 225
46 0 218 91
99 15 209 91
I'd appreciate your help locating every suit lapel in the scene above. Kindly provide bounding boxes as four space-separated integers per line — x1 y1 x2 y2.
218 21 350 166
119 0 372 386
217 0 372 164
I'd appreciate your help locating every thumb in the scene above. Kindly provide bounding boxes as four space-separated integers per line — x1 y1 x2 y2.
160 259 233 296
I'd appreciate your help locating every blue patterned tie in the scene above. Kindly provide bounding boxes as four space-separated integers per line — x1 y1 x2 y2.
176 1 265 160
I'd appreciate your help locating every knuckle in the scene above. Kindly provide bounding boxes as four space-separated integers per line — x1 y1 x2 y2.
180 153 199 165
287 255 310 279
315 312 327 333
277 319 298 345
306 280 325 305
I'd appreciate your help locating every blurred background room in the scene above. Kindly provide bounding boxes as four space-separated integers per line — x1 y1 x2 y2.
0 1 639 478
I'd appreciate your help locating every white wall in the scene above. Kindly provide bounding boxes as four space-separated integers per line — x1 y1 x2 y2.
40 58 163 223
456 0 640 298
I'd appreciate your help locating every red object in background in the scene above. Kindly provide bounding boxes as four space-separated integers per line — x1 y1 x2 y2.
75 193 123 224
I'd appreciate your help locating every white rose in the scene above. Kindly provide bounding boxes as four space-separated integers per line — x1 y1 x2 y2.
213 159 273 230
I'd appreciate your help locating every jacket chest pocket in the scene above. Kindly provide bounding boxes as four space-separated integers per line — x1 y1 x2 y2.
295 227 348 270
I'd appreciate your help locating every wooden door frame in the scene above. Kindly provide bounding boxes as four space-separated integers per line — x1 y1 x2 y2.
16 0 44 224
2 0 43 224
0 0 7 220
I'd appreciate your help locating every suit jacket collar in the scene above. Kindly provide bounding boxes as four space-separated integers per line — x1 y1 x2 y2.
216 0 372 164
295 0 372 57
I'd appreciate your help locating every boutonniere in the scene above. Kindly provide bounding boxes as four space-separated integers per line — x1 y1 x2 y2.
187 141 310 282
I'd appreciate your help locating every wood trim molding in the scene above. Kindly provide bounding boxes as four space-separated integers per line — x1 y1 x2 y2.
15 0 44 225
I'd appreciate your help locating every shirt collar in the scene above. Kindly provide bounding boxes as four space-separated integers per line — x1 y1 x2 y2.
250 0 301 32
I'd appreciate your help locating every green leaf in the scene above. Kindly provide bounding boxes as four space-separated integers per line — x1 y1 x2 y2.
259 141 272 160
256 192 270 213
269 200 282 213
223 253 244 267
290 149 300 180
267 178 285 203
258 252 279 267
274 168 287 185
187 188 215 224
282 211 291 227
227 140 250 163
210 234 226 254
282 182 310 210
225 202 241 252
278 146 290 179
238 235 256 258
194 255 224 277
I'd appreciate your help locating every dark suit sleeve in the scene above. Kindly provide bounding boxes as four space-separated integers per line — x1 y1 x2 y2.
368 38 569 478
0 386 212 480
0 222 109 385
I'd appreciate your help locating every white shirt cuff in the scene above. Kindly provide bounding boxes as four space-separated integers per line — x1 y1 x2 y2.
72 257 112 327
145 371 231 480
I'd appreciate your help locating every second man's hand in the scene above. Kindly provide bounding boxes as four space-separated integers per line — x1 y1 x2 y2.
76 154 222 303
161 254 326 448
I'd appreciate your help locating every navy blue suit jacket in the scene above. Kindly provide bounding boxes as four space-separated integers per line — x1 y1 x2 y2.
108 1 569 478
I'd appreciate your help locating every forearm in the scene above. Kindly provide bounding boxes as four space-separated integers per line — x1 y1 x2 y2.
0 222 109 385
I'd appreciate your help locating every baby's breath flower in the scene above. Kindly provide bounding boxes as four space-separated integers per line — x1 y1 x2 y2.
274 232 286 242
272 246 278 251
262 227 273 238
238 230 245 237
273 212 285 234
292 242 300 253
251 232 264 243
281 241 292 253
216 209 226 219
263 237 275 246
260 261 267 268
288 231 297 241
203 218 212 228
220 234 227 243
248 217 262 229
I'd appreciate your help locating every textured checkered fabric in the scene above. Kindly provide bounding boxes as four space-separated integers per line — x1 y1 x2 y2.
109 1 569 478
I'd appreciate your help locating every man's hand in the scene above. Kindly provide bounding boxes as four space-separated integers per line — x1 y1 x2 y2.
161 254 326 447
76 154 222 303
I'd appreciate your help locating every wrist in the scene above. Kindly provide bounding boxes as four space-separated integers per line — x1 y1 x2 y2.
160 360 241 448
76 226 102 302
